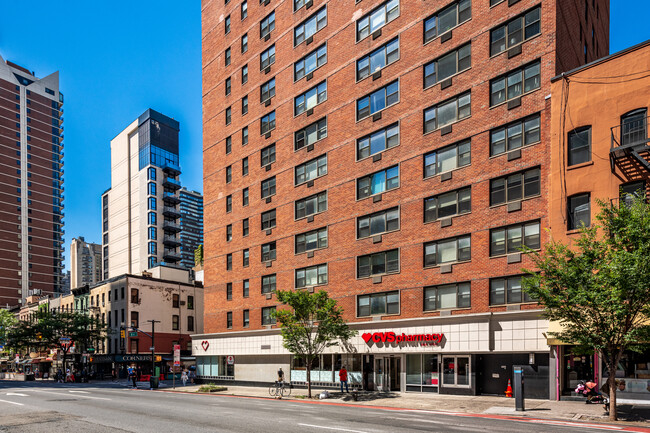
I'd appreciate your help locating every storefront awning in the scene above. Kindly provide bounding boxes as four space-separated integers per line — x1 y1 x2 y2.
546 321 571 345
161 356 196 361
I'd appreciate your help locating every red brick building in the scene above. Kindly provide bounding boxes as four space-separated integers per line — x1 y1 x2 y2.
197 0 608 397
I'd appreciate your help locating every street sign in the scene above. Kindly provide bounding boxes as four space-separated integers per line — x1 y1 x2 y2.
173 344 180 367
87 348 95 353
227 355 235 365
129 332 138 337
149 346 155 351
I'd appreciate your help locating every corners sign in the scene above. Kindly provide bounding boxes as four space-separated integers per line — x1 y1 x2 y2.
362 332 444 347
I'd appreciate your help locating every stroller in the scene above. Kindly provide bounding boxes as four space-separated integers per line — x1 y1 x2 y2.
575 380 610 413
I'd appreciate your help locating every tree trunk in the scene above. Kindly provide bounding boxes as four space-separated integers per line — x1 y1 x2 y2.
609 374 617 421
307 362 312 399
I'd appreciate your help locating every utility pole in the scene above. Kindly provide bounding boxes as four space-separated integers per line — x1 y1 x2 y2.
147 319 160 389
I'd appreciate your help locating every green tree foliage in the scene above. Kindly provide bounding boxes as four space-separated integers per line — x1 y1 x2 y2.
273 289 356 398
523 195 650 421
0 309 18 354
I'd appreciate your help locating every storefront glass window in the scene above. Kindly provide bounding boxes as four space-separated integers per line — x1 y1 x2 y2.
603 349 650 398
423 354 439 386
406 354 421 385
457 357 469 385
442 356 469 386
443 357 455 385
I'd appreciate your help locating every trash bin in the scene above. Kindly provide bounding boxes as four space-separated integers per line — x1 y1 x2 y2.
150 376 159 389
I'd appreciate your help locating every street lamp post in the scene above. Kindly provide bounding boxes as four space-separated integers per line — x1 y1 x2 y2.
147 319 160 388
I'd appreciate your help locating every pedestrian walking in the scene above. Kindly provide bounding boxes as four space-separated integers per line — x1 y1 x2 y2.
129 366 137 389
181 370 188 386
189 369 196 384
339 365 349 393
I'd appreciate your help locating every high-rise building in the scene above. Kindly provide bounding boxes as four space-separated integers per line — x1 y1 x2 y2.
70 236 102 289
103 109 182 278
179 188 204 270
0 55 65 305
198 0 608 396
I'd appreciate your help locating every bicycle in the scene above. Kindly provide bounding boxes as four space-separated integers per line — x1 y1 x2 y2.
269 381 291 397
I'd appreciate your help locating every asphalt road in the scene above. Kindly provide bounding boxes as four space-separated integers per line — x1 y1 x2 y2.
0 381 643 433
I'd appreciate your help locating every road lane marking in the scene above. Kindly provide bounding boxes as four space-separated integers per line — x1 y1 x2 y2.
0 398 24 406
6 393 28 397
297 423 369 433
32 390 111 401
68 391 90 394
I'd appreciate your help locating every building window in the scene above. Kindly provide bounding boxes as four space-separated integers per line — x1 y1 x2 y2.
187 316 195 332
225 15 231 34
357 38 399 81
242 95 248 114
261 176 276 199
243 280 249 297
226 253 233 270
424 235 471 267
295 227 328 254
188 295 194 310
172 294 180 308
131 311 139 328
295 191 327 219
442 356 470 386
148 182 157 196
490 221 540 256
357 249 399 278
260 11 275 39
262 274 276 293
242 157 249 176
490 275 534 305
262 307 276 325
568 193 590 230
148 212 157 225
242 310 249 328
226 136 232 154
424 282 470 311
148 227 157 240
423 139 470 177
261 111 276 135
261 241 276 262
226 224 233 241
226 77 232 96
568 126 591 166
424 187 471 222
357 207 399 239
295 154 327 185
357 0 399 42
620 181 646 206
424 43 471 88
261 143 276 167
262 209 276 229
148 241 157 255
424 0 471 43
172 315 179 330
620 108 647 146
227 312 233 329
295 44 327 81
227 283 233 300
225 47 231 66
243 188 249 206
424 91 471 133
148 256 156 268
490 167 540 206
295 7 327 46
243 248 249 266
295 117 327 151
490 114 541 156
225 106 232 125
295 81 327 116
357 291 399 317
242 126 249 145
242 65 248 83
260 78 276 103
357 123 398 161
357 165 399 200
490 60 541 106
148 197 157 210
260 45 275 70
357 81 399 121
226 194 232 212
148 167 156 180
490 7 541 56
241 0 247 19
295 264 328 288
226 165 232 183
243 218 249 236
241 33 248 53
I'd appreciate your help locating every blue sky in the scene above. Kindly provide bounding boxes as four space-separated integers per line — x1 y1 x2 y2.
0 1 648 272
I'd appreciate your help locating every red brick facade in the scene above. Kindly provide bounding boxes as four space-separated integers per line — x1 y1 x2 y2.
202 0 608 333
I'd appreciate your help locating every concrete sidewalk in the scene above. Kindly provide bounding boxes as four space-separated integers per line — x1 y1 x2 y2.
159 383 650 426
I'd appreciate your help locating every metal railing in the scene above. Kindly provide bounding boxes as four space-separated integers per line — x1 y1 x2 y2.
611 115 649 150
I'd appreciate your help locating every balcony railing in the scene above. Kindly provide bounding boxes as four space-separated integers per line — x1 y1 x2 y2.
163 221 182 232
163 206 181 217
163 191 181 204
163 177 181 190
162 162 181 175
611 115 649 151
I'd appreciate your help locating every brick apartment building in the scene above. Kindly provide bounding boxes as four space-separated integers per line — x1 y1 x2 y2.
0 55 65 306
197 0 609 397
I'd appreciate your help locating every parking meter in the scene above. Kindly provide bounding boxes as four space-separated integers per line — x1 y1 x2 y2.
513 366 524 411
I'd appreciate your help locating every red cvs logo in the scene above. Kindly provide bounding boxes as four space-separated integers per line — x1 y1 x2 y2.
201 340 210 351
362 331 444 346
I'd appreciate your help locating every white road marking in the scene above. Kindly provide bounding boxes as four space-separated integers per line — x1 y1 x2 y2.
32 389 111 401
68 390 90 394
0 398 24 406
6 393 28 397
297 424 369 433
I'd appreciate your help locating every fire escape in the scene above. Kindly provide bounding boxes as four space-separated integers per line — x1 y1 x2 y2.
610 109 650 177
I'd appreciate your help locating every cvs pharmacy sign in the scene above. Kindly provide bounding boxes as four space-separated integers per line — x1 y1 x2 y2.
362 331 444 346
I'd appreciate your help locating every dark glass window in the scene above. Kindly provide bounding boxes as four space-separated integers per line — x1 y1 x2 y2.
261 78 276 103
490 221 541 256
243 218 249 236
261 45 275 70
262 209 276 229
357 81 399 121
568 127 591 166
357 249 399 278
227 283 233 300
424 43 471 88
296 264 328 288
295 154 327 185
424 92 471 133
490 7 541 56
568 193 590 230
490 275 534 305
261 241 276 262
260 11 275 39
490 60 541 106
295 227 328 254
357 207 399 239
295 7 327 46
490 114 541 156
295 191 327 219
294 81 327 116
357 38 399 81
261 177 276 199
356 0 399 42
226 194 232 212
357 291 399 316
261 111 276 135
295 44 327 81
490 167 540 206
295 118 327 151
424 283 470 310
243 188 249 206
423 140 470 177
357 166 399 199
357 123 398 160
262 274 276 293
423 0 471 43
424 187 471 222
423 235 471 267
262 307 276 325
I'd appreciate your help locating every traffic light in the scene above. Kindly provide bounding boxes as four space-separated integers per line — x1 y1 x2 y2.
120 329 125 339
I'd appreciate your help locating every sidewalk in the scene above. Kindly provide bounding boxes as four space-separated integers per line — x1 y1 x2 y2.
160 383 650 427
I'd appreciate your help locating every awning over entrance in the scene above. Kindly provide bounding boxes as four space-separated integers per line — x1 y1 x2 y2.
546 321 571 345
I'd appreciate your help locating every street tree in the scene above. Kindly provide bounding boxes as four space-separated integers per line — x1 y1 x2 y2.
273 289 356 398
522 194 650 421
0 308 18 354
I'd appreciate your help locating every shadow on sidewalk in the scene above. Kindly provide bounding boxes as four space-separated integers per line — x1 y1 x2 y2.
616 404 650 423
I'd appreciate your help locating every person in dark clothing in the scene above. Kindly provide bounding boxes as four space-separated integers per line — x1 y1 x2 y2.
277 367 284 383
129 366 137 388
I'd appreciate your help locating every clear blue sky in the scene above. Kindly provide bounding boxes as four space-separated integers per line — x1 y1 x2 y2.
0 1 648 273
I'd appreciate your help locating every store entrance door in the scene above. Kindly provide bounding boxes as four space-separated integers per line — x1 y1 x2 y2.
375 356 401 392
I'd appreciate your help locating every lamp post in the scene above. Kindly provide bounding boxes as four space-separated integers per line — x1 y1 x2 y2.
147 319 160 388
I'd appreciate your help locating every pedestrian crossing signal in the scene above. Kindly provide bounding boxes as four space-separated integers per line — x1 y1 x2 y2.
120 330 125 339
